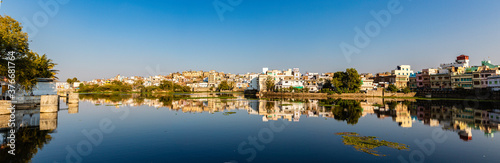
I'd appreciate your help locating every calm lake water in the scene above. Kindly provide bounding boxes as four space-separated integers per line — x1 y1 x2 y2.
1 93 500 163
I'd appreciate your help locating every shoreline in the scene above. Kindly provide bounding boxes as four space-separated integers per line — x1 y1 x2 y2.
65 91 500 102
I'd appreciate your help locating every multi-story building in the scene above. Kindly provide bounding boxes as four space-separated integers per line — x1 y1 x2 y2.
360 77 374 91
488 75 500 91
182 70 203 78
430 73 452 90
416 69 437 89
451 73 473 89
293 68 301 79
373 75 408 89
208 73 217 87
276 80 304 90
247 74 260 91
473 69 500 89
440 55 470 68
391 65 414 77
303 81 320 92
409 73 417 90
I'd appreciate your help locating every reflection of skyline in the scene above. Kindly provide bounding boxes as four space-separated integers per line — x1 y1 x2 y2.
77 94 500 141
2 94 500 162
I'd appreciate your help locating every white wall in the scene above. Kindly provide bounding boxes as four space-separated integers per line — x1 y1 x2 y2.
32 82 57 95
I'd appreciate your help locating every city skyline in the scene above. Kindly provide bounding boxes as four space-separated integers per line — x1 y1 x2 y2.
1 0 500 81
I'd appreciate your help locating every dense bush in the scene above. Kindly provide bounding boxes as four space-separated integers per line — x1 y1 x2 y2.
78 80 191 93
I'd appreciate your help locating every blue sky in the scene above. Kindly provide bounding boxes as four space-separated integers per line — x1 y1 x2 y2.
1 0 500 80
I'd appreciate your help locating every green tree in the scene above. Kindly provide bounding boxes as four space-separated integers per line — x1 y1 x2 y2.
159 80 174 91
182 86 192 92
387 84 398 92
133 80 144 90
402 87 411 94
331 68 361 93
345 68 361 91
0 15 29 58
322 79 333 90
265 76 275 92
218 81 232 91
66 77 79 87
0 16 57 90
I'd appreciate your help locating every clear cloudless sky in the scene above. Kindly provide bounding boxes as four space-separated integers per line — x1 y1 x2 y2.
1 0 500 81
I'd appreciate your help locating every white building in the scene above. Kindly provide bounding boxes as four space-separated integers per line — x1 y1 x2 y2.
303 81 320 92
262 67 268 74
247 74 260 91
56 82 70 90
293 68 301 79
235 82 248 88
391 65 414 77
198 82 208 88
73 82 81 88
276 80 304 90
360 77 375 91
31 78 57 95
440 55 470 68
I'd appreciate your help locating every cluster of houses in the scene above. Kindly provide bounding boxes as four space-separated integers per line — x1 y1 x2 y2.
360 55 500 91
248 55 500 93
52 54 499 93
246 67 334 92
67 70 262 91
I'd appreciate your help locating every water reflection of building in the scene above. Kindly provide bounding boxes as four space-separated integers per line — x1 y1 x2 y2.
363 99 413 128
248 100 334 122
410 101 500 140
171 98 250 113
78 93 500 141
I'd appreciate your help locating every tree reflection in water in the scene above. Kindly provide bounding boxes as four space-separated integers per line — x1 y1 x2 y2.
0 127 53 163
320 99 363 125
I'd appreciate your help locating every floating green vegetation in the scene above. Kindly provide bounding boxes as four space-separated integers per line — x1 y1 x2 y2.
372 104 384 107
222 112 236 116
279 104 292 106
335 132 409 156
94 104 101 106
